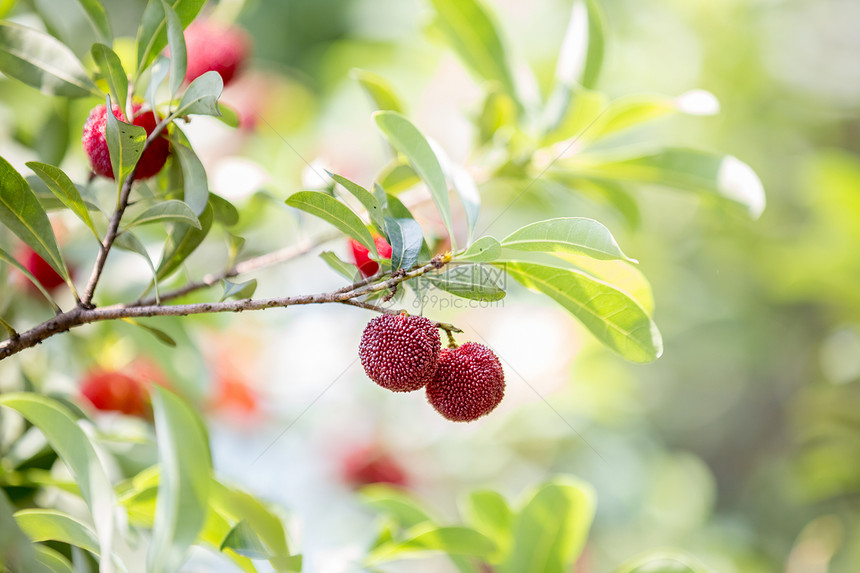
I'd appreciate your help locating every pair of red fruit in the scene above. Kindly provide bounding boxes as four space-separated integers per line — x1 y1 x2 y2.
359 314 505 422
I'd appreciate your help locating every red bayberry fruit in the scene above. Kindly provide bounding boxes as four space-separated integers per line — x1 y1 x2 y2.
15 245 65 292
80 370 149 417
82 102 170 179
182 20 250 86
426 342 505 422
341 445 409 489
350 236 393 278
359 314 441 392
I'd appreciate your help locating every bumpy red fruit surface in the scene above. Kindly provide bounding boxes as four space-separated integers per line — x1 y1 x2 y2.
350 236 393 278
15 245 65 292
183 20 250 86
359 314 441 392
81 370 149 417
426 342 505 422
341 445 409 489
82 103 170 179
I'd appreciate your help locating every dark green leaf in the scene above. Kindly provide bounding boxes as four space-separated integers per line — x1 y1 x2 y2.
120 318 176 347
504 261 662 362
319 251 360 281
172 71 223 118
456 236 501 263
220 520 270 559
126 199 201 229
148 386 212 573
114 231 161 302
374 111 455 249
501 217 636 262
0 21 100 98
220 279 257 301
161 0 186 98
352 69 404 113
329 172 385 236
136 0 205 75
90 44 128 119
156 202 213 280
385 217 423 271
426 263 505 301
15 509 99 555
103 95 146 192
286 190 376 255
0 157 71 286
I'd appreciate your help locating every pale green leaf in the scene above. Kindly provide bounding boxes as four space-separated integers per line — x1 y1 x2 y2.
555 0 605 89
501 217 635 262
385 217 423 271
455 236 501 263
352 69 404 113
126 199 201 230
360 484 436 529
136 0 205 75
369 526 496 564
161 0 186 99
114 231 160 303
220 520 270 559
15 509 99 555
171 71 223 118
286 190 376 255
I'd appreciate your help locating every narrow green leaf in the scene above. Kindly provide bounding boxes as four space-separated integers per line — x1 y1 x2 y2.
501 217 636 262
456 236 501 263
329 172 385 236
90 44 128 119
15 509 99 555
352 69 403 113
75 0 111 42
0 394 116 571
425 263 506 301
373 111 455 249
541 84 607 147
463 490 513 559
172 71 223 118
136 0 206 75
156 202 213 280
504 261 662 362
220 520 270 559
103 95 146 192
570 148 766 219
369 526 496 564
26 162 99 240
33 547 74 573
148 386 212 573
360 484 436 529
0 245 61 311
449 164 480 244
114 231 160 303
0 489 47 573
319 251 360 281
146 56 170 112
429 0 518 103
0 157 71 286
555 0 605 89
385 217 423 271
210 193 239 226
499 478 596 573
161 0 186 98
127 199 201 230
0 21 100 98
286 190 376 255
220 279 257 301
120 318 176 347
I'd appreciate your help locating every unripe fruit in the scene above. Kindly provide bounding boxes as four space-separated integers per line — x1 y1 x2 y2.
82 103 170 179
426 342 505 422
80 370 149 417
15 245 64 292
183 20 250 86
341 445 409 489
350 236 393 278
359 314 441 392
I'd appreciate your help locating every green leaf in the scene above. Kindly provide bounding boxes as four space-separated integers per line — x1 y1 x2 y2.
477 85 517 145
352 69 404 113
425 263 506 301
161 0 186 99
148 386 212 573
369 526 497 564
449 163 480 244
136 0 205 75
376 160 420 194
555 0 605 89
429 0 518 104
0 157 71 287
156 202 213 280
15 509 99 555
172 71 223 118
90 44 128 119
146 56 170 112
114 231 160 303
385 217 423 271
0 21 100 98
499 478 596 573
33 547 74 573
504 262 662 362
319 251 360 281
286 190 376 255
216 102 241 128
329 172 386 236
75 0 112 42
220 520 270 559
463 490 513 559
0 394 116 569
0 489 48 573
501 217 636 262
456 236 501 263
569 148 766 219
594 94 676 139
209 193 239 226
220 279 257 301
103 95 146 191
120 318 176 347
0 245 61 311
126 199 201 230
541 84 607 147
373 111 455 249
360 484 436 529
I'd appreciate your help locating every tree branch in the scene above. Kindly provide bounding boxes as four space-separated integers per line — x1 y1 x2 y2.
0 255 452 361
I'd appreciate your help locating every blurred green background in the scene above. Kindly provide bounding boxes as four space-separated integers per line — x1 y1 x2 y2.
1 0 859 571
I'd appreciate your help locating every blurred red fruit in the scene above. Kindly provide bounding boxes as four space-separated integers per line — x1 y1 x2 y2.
341 445 409 488
81 370 149 417
209 375 258 417
183 20 250 86
15 245 65 292
82 102 170 180
350 236 393 278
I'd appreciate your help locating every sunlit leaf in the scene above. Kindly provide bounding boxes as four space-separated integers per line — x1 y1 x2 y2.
541 84 607 147
91 44 128 118
463 490 513 560
554 0 605 89
352 69 404 113
286 190 376 255
375 160 420 194
455 236 501 263
171 70 222 118
15 509 99 555
425 263 506 301
114 231 160 302
360 484 436 529
33 546 73 573
220 520 270 559
369 525 496 564
501 217 636 262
